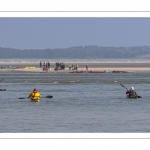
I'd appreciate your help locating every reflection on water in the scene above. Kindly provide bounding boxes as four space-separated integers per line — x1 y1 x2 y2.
0 72 150 132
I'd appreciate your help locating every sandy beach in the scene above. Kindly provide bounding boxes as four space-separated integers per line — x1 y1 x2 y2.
0 59 150 72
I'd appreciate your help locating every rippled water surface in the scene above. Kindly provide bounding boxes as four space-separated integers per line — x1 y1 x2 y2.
0 72 150 132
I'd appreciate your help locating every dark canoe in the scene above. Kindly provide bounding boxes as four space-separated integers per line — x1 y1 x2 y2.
126 94 140 98
112 70 129 73
69 71 86 73
88 70 106 73
0 89 6 91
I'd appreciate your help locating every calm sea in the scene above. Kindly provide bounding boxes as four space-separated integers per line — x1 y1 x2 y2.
0 71 150 133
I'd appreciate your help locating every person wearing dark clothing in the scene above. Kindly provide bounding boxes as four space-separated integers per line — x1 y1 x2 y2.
48 62 50 70
72 64 74 70
40 62 42 68
46 62 48 68
43 61 46 71
126 87 137 97
86 64 88 71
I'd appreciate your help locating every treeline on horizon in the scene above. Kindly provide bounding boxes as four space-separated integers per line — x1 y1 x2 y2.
0 45 150 59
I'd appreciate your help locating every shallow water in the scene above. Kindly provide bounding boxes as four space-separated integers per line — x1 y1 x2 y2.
0 72 150 132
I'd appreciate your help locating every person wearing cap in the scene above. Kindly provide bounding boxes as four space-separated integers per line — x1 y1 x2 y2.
126 86 137 97
28 88 41 100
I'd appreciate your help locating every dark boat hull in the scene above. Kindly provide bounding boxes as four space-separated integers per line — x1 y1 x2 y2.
126 95 138 98
0 89 6 91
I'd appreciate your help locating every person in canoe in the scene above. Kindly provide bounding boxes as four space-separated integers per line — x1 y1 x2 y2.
28 88 41 101
126 86 137 98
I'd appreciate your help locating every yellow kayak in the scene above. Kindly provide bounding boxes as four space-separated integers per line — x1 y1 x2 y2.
31 97 40 102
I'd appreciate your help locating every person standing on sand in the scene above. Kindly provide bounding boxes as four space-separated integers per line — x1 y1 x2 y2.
48 62 50 70
69 64 71 71
46 62 48 71
43 62 46 71
43 62 46 66
72 64 74 70
75 64 78 70
86 64 88 71
40 62 42 68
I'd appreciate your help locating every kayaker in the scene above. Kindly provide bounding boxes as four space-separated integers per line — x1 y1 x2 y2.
126 87 137 97
28 88 41 100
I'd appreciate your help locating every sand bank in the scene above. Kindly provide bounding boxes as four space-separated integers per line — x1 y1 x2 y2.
0 59 150 72
0 66 150 73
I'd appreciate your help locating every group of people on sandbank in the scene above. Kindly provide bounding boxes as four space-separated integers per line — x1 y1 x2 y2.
68 64 89 71
39 61 89 72
68 64 79 71
40 61 51 72
54 62 66 71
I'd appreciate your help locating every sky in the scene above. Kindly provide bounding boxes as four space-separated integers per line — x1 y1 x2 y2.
0 17 150 50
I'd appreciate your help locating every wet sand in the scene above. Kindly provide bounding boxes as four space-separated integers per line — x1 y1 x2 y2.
0 62 150 72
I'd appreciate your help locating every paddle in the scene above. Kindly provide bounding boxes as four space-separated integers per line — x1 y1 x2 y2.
18 95 53 99
0 78 4 82
120 83 142 98
120 83 128 90
0 78 6 91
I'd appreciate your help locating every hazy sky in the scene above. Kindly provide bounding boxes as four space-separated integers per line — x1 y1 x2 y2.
0 17 150 49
